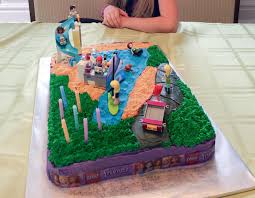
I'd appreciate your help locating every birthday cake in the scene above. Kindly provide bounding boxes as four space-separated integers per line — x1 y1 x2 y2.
47 13 215 188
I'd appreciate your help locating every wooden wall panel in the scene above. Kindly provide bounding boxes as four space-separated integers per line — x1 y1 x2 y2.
34 0 107 22
34 0 236 23
239 0 255 23
177 0 235 23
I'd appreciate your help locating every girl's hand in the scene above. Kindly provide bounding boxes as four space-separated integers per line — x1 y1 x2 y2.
120 16 129 28
103 5 128 28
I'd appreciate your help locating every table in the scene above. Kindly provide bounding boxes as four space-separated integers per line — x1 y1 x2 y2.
0 22 255 197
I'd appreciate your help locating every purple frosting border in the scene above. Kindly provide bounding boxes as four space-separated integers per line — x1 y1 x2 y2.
47 138 215 188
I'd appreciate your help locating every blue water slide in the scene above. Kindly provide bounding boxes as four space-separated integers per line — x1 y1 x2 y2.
55 17 81 65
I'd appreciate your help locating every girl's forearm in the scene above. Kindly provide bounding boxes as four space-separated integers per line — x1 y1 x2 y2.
122 17 178 33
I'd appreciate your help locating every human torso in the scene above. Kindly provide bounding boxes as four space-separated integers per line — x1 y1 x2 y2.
125 0 160 17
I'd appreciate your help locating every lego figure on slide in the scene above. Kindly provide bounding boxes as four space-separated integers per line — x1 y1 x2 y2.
164 64 172 94
110 80 120 105
56 27 67 46
55 5 82 65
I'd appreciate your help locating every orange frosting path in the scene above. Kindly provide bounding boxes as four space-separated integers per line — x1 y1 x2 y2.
122 66 157 120
51 57 105 101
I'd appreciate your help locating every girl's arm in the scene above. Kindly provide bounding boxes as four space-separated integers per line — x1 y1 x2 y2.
121 0 178 33
102 5 128 28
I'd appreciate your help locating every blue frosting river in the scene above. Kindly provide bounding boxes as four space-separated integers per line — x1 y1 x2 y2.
93 49 149 125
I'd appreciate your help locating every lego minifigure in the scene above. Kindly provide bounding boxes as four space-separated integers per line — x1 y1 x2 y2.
110 80 120 105
164 64 172 94
56 26 67 46
90 55 96 67
153 84 163 101
102 54 108 71
83 53 92 74
124 64 133 72
84 61 92 74
94 56 103 74
69 5 78 19
85 53 91 61
96 56 103 67
127 42 143 56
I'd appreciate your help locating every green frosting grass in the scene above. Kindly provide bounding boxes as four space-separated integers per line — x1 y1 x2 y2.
48 46 215 167
48 75 139 167
162 79 216 147
147 45 169 67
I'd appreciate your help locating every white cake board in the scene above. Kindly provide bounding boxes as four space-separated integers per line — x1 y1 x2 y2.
26 57 255 198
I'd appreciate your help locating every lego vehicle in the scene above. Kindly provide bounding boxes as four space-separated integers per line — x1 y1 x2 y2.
141 100 167 133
